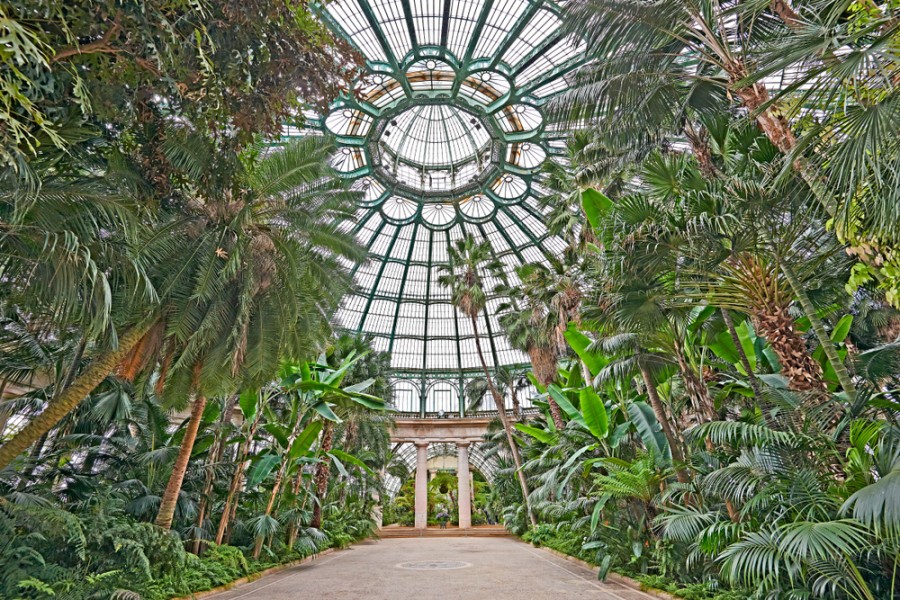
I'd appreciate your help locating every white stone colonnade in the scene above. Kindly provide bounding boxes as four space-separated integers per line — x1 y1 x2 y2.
393 417 490 530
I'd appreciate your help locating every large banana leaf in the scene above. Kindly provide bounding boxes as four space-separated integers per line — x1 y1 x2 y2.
626 400 671 464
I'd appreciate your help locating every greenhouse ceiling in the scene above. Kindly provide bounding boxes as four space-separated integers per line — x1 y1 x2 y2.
303 0 587 375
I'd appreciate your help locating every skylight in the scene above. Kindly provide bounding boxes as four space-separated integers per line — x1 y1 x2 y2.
309 0 586 375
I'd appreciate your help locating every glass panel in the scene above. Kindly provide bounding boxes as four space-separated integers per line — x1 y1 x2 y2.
316 0 586 377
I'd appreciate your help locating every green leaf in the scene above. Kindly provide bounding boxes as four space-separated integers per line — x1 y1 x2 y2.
597 555 612 581
590 495 610 533
556 444 595 496
289 421 323 460
626 401 671 463
312 401 341 423
349 394 386 410
263 423 289 448
581 187 613 230
344 378 375 393
547 384 586 428
247 453 280 489
330 448 375 476
564 325 606 377
566 363 584 389
526 372 547 394
238 389 259 423
329 452 349 478
515 423 554 444
580 387 609 440
608 422 631 449
831 314 853 343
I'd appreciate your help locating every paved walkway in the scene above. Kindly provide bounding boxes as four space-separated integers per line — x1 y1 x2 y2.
208 537 657 600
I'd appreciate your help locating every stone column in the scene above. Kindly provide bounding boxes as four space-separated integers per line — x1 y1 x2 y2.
414 442 429 529
457 442 472 529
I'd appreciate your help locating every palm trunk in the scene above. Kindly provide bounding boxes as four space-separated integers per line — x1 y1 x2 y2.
731 255 825 393
0 376 10 439
253 459 289 559
751 305 825 394
0 325 151 470
721 309 763 399
529 346 565 429
780 262 856 402
155 392 208 530
215 405 264 545
638 363 689 484
472 315 537 528
285 469 306 548
673 341 716 424
191 395 238 554
310 420 335 529
16 432 48 491
510 385 522 422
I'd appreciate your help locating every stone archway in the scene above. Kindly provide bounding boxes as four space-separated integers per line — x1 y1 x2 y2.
388 416 495 530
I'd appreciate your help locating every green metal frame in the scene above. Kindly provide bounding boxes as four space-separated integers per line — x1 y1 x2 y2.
305 0 586 382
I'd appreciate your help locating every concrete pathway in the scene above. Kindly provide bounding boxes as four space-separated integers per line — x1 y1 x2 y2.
207 537 658 600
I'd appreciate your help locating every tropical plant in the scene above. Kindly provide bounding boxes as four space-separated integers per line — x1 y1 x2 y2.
438 234 538 527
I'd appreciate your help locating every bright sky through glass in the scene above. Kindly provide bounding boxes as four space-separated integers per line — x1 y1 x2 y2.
311 0 586 374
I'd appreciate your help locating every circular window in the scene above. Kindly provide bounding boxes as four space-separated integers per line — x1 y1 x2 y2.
377 104 493 195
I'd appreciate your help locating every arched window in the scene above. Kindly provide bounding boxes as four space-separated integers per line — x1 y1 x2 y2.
425 380 459 415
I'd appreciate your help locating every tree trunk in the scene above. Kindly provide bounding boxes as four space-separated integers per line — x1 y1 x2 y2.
472 315 537 528
285 468 307 548
191 395 238 554
253 460 289 559
780 262 856 402
0 325 151 470
751 305 825 394
16 432 49 491
638 363 689 484
684 122 718 178
673 340 716 424
510 385 522 422
214 418 258 545
310 420 335 529
155 392 208 530
529 346 565 429
721 309 763 399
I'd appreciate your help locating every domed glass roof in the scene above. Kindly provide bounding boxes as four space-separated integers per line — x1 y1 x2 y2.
308 0 586 375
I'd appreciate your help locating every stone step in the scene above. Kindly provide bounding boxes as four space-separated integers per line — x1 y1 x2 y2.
378 526 511 538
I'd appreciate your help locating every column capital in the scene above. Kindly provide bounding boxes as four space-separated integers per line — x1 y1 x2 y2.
455 441 471 448
414 441 430 448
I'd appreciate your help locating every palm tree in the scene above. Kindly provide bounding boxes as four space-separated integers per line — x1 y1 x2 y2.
0 165 153 470
496 258 584 428
437 235 537 527
557 0 900 303
148 134 364 529
465 365 531 420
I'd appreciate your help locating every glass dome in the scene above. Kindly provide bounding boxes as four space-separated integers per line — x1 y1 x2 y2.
309 0 587 376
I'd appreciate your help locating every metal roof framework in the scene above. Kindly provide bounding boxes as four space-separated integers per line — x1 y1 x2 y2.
308 0 587 398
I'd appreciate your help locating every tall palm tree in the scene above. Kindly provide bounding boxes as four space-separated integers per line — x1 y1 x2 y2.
558 0 900 303
465 365 531 421
147 134 364 529
0 162 153 470
496 258 584 428
437 235 537 527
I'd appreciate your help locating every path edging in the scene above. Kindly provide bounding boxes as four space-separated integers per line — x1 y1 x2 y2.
533 545 679 600
171 547 340 600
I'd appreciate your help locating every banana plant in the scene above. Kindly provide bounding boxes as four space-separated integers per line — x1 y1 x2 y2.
279 351 387 529
563 325 672 463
